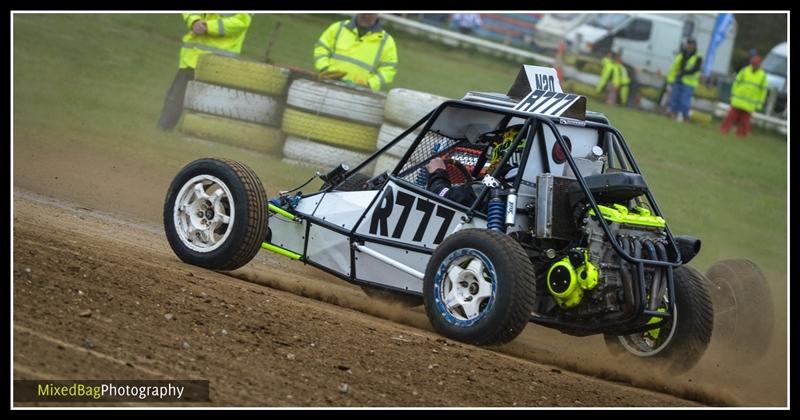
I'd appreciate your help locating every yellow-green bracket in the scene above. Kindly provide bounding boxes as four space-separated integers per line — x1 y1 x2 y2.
261 242 302 260
262 203 303 260
268 203 296 220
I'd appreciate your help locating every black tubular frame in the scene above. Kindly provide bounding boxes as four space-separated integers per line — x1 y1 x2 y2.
532 116 680 335
273 98 686 337
322 108 437 194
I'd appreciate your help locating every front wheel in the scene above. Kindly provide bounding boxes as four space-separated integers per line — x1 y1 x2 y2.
163 158 268 271
423 229 536 346
604 265 714 374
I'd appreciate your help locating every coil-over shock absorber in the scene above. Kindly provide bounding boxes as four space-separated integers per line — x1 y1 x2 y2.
483 174 509 232
487 192 505 231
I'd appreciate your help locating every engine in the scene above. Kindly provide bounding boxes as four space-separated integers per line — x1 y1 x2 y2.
525 172 672 320
545 204 669 320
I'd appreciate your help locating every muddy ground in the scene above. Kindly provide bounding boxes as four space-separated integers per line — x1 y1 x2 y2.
12 135 787 407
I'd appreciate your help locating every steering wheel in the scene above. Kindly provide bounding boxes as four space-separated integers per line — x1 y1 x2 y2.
476 127 511 145
443 159 473 185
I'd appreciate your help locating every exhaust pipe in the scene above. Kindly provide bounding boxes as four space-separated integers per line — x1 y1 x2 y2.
674 235 701 264
618 235 635 316
630 237 643 313
643 240 663 311
655 241 669 306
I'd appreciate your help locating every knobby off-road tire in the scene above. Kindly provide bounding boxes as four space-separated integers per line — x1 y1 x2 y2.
164 158 268 271
423 229 536 345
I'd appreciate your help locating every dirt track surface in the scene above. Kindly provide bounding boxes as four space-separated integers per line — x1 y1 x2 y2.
13 192 705 407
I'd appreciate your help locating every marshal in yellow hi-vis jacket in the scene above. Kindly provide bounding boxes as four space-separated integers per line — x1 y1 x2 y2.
157 13 252 131
179 13 252 69
313 14 398 92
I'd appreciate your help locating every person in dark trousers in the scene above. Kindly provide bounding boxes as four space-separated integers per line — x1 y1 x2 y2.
665 38 703 123
425 157 478 206
425 157 521 207
157 13 252 131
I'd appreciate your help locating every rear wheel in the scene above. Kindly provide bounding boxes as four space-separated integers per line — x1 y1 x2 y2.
164 158 268 271
423 229 536 345
705 259 774 362
604 265 714 374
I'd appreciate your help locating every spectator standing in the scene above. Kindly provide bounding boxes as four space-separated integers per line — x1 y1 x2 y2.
666 38 703 123
313 14 398 92
157 13 252 131
719 55 768 138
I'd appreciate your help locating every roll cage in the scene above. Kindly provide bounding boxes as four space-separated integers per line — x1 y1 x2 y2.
288 95 686 336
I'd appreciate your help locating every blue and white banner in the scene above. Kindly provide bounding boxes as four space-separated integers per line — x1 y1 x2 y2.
703 13 734 78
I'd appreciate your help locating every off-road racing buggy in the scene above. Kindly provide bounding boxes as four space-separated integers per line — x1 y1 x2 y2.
164 66 715 373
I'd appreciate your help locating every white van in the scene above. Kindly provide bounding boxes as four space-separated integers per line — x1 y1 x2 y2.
564 13 629 55
532 14 592 52
565 13 736 83
762 42 787 115
763 42 787 94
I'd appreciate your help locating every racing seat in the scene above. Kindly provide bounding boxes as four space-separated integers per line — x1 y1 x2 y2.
569 172 649 204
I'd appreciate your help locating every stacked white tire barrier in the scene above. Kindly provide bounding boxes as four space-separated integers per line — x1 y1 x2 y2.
374 88 449 176
282 137 373 171
281 79 384 172
179 58 453 181
376 123 417 158
179 54 289 155
384 88 450 127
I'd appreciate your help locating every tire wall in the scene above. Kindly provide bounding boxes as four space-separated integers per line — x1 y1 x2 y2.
179 56 451 181
178 54 291 157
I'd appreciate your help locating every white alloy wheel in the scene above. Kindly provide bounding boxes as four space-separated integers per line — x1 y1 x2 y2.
173 174 235 253
439 252 496 322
